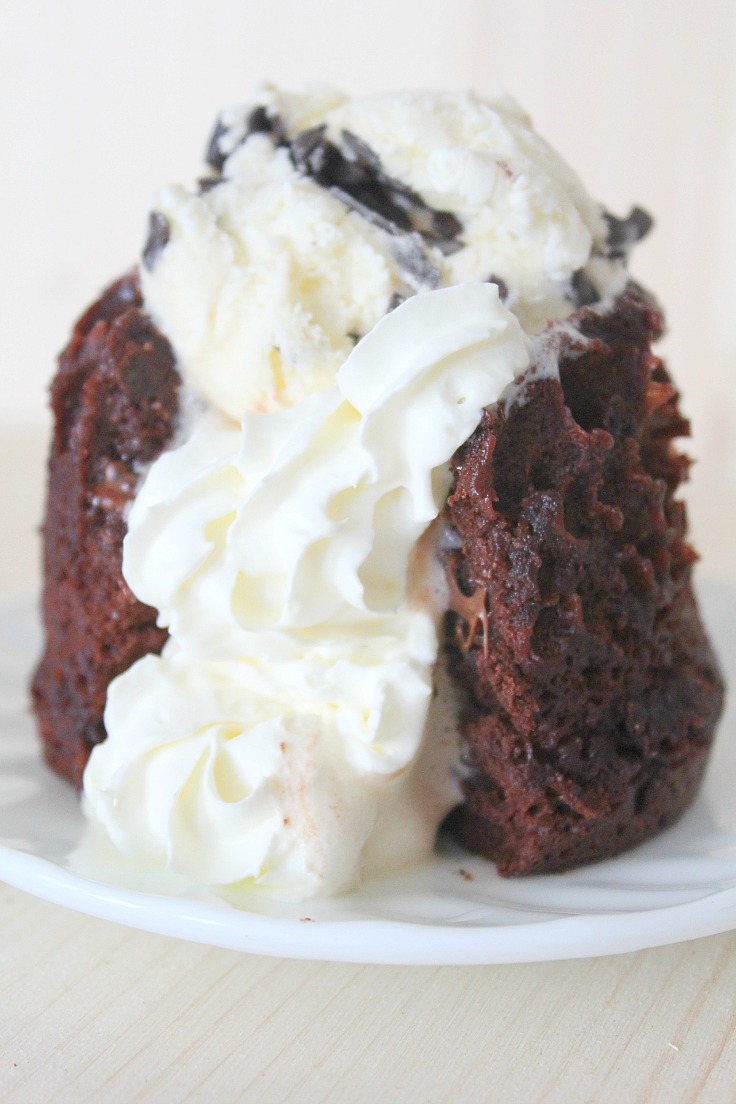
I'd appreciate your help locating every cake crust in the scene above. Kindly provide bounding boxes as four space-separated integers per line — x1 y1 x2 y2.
32 274 180 788
442 286 724 875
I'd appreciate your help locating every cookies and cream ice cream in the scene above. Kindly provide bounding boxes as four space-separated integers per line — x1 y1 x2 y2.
81 84 647 900
139 87 629 421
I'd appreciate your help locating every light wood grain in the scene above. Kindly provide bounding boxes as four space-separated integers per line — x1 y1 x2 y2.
2 885 736 1103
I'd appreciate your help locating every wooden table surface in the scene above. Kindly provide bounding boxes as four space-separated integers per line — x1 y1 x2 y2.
2 426 735 1104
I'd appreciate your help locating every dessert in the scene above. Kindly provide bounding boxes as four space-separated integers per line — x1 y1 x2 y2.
32 86 723 899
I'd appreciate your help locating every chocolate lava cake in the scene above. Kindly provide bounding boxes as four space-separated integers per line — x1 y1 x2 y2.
32 273 724 874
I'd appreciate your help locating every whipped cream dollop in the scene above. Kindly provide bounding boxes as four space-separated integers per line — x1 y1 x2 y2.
84 285 529 898
83 85 640 900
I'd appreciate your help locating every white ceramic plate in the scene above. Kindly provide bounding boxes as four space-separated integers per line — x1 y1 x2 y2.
1 582 734 965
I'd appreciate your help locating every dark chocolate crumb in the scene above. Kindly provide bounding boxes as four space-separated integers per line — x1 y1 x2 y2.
197 176 223 195
204 119 229 172
330 185 397 235
488 274 509 302
374 170 424 207
434 238 465 256
120 352 167 403
396 200 436 237
204 112 465 260
631 206 654 238
246 105 287 146
382 176 461 244
246 105 272 134
431 210 463 240
289 125 463 252
142 212 170 273
341 129 381 170
603 206 654 251
290 126 329 174
205 107 287 175
392 234 441 290
570 268 599 308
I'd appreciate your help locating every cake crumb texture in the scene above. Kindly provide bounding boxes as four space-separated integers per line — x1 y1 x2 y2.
32 275 180 788
443 285 724 875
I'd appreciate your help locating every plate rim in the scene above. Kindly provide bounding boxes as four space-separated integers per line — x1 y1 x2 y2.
3 840 736 965
3 580 734 965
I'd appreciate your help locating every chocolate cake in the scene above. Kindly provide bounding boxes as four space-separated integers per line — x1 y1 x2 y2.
31 86 724 893
441 284 723 874
32 274 180 788
33 274 724 869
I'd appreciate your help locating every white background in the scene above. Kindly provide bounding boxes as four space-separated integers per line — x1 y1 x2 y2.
2 0 735 584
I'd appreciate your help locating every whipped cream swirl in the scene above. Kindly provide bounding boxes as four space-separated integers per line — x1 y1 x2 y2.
83 284 529 898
